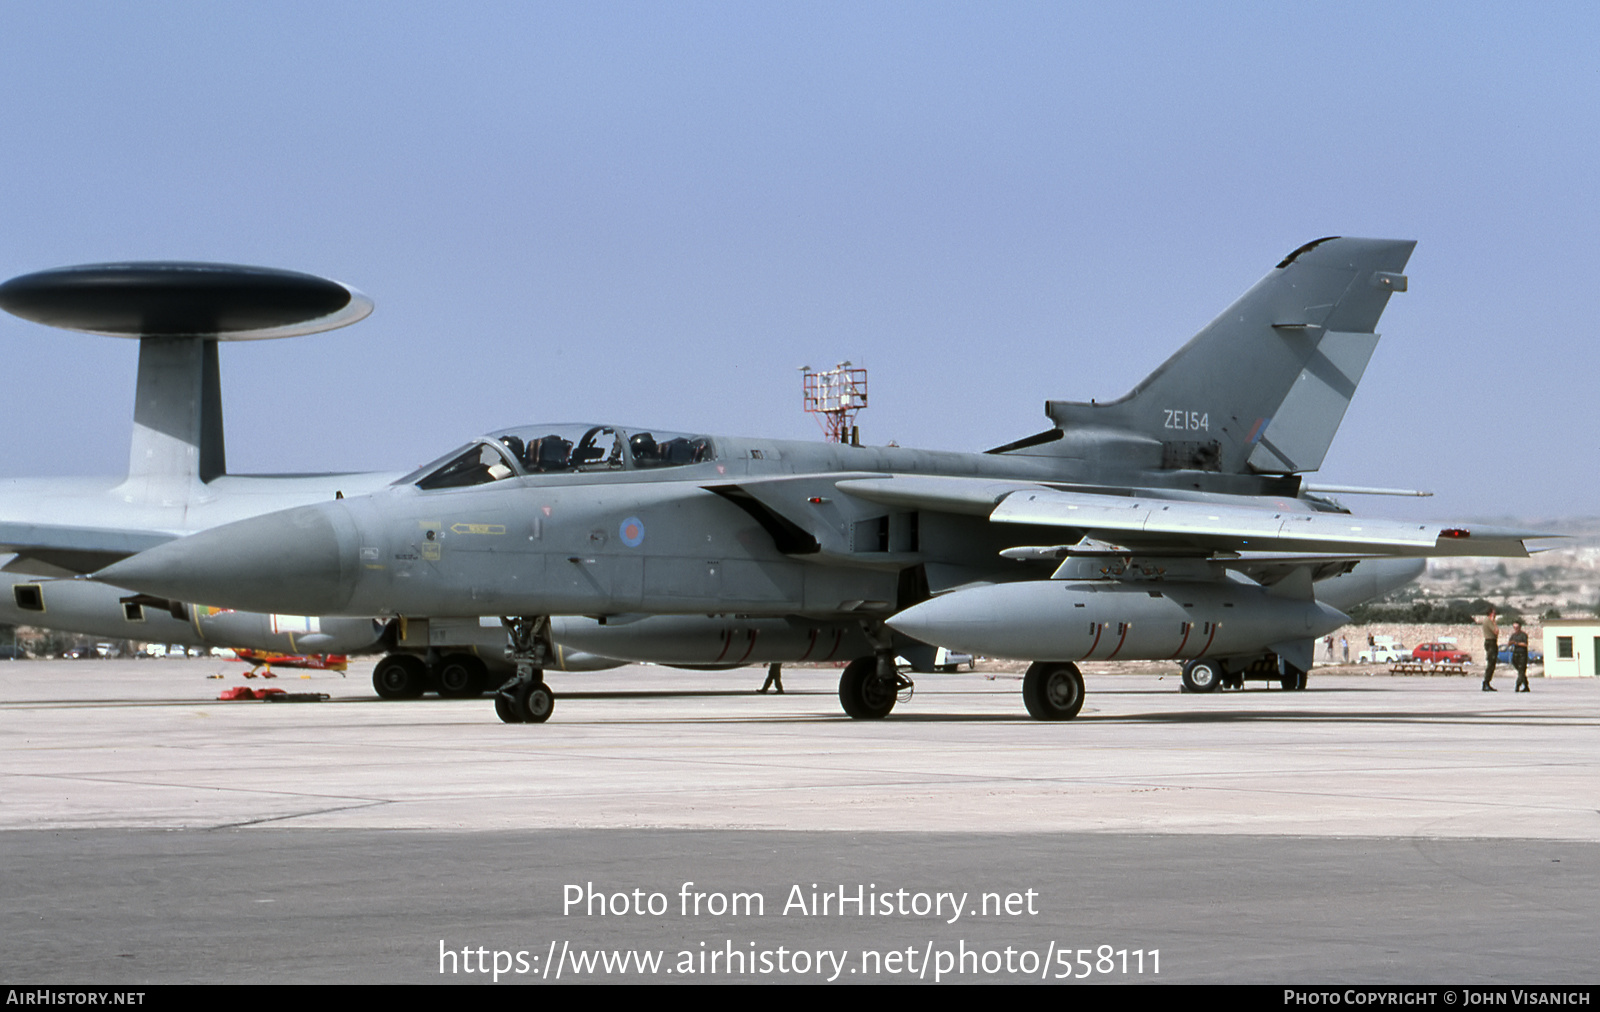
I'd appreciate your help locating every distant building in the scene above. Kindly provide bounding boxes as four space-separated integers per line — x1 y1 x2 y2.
1541 619 1600 678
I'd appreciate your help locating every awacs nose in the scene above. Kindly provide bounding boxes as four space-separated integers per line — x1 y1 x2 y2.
95 503 358 615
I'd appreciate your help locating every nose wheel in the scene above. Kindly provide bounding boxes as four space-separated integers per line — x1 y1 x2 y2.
494 615 557 723
496 673 555 723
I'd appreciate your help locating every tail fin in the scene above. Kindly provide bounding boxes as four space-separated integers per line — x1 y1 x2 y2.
126 335 229 489
1036 236 1414 475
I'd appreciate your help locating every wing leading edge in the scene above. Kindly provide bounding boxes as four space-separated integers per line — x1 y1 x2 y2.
834 476 1550 559
0 522 177 576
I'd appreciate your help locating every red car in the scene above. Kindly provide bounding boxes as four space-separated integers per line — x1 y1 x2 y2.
1412 642 1471 664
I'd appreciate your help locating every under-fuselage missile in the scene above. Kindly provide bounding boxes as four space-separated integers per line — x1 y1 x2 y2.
884 579 1349 665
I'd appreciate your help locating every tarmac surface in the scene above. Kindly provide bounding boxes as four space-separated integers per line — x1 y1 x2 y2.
2 657 1596 984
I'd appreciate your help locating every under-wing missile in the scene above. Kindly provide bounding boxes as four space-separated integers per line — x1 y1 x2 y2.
884 579 1349 666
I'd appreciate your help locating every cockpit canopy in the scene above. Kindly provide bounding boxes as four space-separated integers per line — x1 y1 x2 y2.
404 423 716 490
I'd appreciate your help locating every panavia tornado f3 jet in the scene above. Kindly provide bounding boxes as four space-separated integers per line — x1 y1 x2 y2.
84 237 1547 723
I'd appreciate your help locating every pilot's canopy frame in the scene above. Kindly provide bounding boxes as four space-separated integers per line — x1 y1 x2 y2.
404 423 715 490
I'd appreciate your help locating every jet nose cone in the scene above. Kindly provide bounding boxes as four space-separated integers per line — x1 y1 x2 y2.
96 503 358 615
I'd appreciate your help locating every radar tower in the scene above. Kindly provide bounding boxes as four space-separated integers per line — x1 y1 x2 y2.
800 361 868 445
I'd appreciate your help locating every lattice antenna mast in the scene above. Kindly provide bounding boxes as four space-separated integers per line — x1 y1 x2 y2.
801 361 868 445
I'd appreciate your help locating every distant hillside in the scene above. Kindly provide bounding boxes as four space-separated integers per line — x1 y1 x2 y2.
1355 515 1600 622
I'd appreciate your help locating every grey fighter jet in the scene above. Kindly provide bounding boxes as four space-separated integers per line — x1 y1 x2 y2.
91 237 1549 724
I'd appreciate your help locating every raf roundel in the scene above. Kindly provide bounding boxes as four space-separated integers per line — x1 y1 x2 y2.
619 517 645 548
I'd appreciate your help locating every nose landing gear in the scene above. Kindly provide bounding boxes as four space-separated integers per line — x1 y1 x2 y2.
495 616 557 724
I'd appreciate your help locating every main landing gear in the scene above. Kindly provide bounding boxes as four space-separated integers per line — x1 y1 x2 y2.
437 654 490 698
372 652 491 700
1181 658 1225 693
1181 655 1308 692
836 649 1086 722
1022 662 1085 720
838 654 914 719
494 616 557 724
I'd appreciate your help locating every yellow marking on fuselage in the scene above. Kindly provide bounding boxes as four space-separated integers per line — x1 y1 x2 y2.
450 523 506 535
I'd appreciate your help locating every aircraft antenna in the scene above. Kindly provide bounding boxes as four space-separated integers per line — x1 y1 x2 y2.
801 361 868 445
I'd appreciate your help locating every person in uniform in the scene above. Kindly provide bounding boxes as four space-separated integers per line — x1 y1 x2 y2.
1509 621 1531 692
760 662 784 694
1480 606 1499 692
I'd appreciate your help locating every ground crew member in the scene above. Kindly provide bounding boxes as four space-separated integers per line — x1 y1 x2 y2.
1481 606 1499 691
1509 621 1531 692
760 662 784 694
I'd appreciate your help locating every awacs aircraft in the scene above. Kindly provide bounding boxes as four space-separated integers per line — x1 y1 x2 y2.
0 261 397 568
0 263 407 663
0 262 654 690
88 237 1550 724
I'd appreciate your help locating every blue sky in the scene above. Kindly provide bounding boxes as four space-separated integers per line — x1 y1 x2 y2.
1 2 1594 519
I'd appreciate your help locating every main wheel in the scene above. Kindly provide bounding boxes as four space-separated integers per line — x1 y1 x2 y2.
372 654 427 699
514 680 556 723
1280 665 1308 691
1022 662 1084 720
1181 658 1223 693
437 654 488 698
838 656 896 719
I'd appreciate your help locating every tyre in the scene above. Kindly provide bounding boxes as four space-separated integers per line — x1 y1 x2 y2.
1280 665 1307 691
1181 658 1223 693
437 654 487 698
838 656 896 719
514 680 555 723
1022 662 1084 720
494 691 524 723
372 654 427 699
